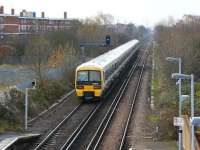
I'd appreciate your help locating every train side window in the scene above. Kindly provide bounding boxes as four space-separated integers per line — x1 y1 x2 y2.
102 71 105 82
115 63 117 69
105 71 109 80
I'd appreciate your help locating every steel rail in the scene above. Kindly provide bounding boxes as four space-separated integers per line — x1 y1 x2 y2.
33 54 137 150
119 51 148 150
33 102 81 150
60 77 128 150
60 102 102 150
60 55 142 150
28 89 75 124
86 55 143 150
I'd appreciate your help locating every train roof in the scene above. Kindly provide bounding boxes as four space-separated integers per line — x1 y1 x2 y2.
76 39 139 70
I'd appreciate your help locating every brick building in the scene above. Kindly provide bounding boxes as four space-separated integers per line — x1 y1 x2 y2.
0 6 73 35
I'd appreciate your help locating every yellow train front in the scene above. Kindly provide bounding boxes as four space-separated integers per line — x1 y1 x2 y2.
75 65 105 99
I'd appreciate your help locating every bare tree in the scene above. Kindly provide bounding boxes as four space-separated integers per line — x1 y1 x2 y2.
24 35 52 82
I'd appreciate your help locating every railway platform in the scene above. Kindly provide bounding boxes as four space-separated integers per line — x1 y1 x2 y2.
0 133 40 150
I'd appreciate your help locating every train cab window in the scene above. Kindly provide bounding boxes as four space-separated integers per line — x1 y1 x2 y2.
89 71 101 82
77 70 101 83
77 71 88 82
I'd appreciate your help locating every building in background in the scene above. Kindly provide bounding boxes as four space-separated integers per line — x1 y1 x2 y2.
183 15 200 24
0 6 73 35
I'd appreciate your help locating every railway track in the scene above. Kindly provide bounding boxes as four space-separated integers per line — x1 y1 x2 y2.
27 90 84 150
28 89 75 124
119 50 148 149
87 51 148 150
29 47 147 150
28 62 127 150
87 61 144 149
57 53 144 150
29 68 127 150
32 102 98 150
29 69 125 150
30 77 125 150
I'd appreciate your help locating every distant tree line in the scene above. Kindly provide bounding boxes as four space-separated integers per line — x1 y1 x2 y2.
0 13 150 85
0 13 150 65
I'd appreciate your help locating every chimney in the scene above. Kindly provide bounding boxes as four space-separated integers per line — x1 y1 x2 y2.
33 12 36 18
64 12 67 19
0 6 4 14
41 12 45 18
11 9 15 15
20 12 23 17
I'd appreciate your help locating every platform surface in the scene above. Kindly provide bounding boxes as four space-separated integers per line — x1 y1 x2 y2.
0 133 40 150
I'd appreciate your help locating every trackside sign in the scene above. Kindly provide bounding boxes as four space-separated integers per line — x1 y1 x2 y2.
173 117 184 127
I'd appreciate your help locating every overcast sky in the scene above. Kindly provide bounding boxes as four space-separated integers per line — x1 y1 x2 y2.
1 0 200 27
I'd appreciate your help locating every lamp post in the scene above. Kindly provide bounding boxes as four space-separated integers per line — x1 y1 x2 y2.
24 79 36 130
166 57 182 150
80 46 85 63
25 88 29 130
172 73 195 150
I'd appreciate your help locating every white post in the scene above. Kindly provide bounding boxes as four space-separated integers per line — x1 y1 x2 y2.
178 58 182 150
81 46 85 62
191 74 194 150
25 88 28 130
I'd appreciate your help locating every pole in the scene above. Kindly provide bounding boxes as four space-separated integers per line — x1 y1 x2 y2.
178 58 182 150
81 46 85 63
25 88 28 130
153 42 155 71
191 74 194 150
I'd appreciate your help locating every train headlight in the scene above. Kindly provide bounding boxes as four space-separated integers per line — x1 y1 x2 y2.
76 85 84 89
93 85 101 89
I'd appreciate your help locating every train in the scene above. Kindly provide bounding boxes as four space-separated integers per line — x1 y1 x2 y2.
75 39 140 100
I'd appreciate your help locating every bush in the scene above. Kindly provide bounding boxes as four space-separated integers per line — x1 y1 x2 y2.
0 79 70 132
0 89 24 132
28 79 69 117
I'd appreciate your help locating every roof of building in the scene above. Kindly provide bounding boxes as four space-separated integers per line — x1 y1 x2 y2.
0 14 74 21
0 14 17 17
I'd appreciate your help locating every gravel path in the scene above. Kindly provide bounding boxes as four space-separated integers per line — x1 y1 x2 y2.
125 56 177 150
97 71 140 150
